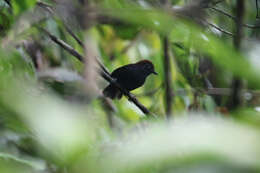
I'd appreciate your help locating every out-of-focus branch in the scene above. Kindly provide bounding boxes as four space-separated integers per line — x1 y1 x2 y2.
100 69 151 115
211 0 225 6
210 7 260 29
206 21 235 36
37 2 84 47
4 0 12 13
174 88 260 99
101 97 117 128
4 0 11 9
256 0 259 18
40 28 152 116
37 1 54 13
233 1 245 47
229 0 245 110
163 37 173 118
40 28 84 62
65 26 84 47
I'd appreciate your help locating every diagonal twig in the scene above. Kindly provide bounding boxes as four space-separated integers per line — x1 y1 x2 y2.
65 26 85 47
100 69 151 115
206 21 235 36
40 28 84 61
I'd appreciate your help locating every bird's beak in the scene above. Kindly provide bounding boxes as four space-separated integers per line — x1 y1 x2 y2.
152 71 158 75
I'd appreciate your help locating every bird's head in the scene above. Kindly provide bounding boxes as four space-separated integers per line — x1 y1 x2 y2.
136 60 158 76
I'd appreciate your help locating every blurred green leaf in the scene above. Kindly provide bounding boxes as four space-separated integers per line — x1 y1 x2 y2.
113 24 140 40
99 115 260 173
0 153 45 171
12 0 37 17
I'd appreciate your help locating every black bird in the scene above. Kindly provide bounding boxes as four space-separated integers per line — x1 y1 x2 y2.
103 60 157 99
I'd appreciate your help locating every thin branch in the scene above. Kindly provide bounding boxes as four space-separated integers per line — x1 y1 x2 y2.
37 1 54 14
115 73 256 99
4 0 11 8
256 0 259 18
40 28 152 116
233 1 245 50
163 37 173 118
62 25 111 76
100 97 117 129
174 88 260 98
210 7 236 20
63 24 111 77
206 21 235 36
210 7 260 29
4 0 12 13
37 2 85 47
100 69 152 115
229 0 245 110
212 0 225 6
37 2 112 78
65 26 85 47
40 28 84 62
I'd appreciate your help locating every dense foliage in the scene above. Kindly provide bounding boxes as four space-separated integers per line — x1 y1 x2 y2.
1 0 260 173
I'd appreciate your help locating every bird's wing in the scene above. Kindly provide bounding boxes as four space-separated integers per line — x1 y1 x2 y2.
110 64 144 91
110 64 135 79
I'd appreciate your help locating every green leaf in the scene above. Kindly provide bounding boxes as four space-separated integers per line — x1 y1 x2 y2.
12 0 37 17
0 153 45 170
113 24 140 40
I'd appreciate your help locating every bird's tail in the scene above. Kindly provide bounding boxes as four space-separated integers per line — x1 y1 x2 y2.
103 85 122 99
